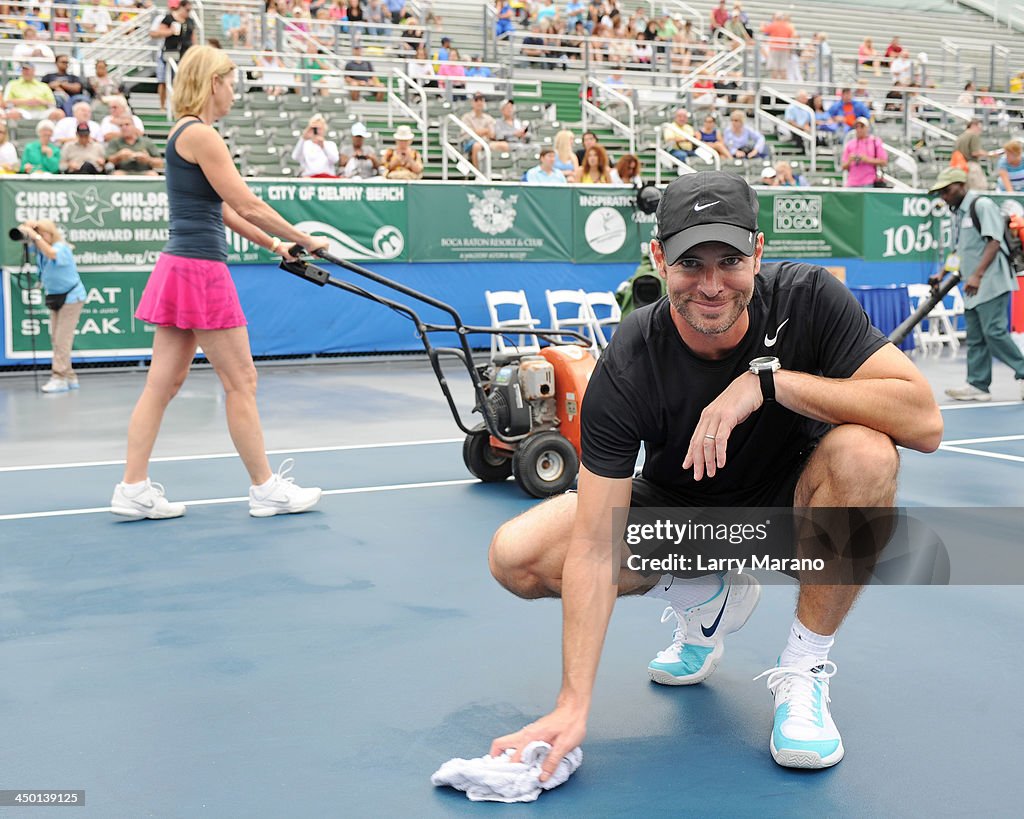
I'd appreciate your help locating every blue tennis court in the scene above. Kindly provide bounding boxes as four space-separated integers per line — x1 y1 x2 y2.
0 363 1021 817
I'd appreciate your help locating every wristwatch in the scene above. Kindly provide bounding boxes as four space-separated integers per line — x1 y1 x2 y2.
749 356 781 403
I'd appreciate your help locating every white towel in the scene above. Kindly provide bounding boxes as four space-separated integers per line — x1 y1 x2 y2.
431 741 583 803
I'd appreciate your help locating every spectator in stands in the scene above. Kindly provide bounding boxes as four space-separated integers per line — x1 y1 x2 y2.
292 114 340 178
996 140 1024 192
253 52 291 99
88 60 123 101
106 116 163 175
387 0 406 24
495 0 515 39
438 48 468 98
525 147 567 184
380 124 423 179
60 122 107 174
343 0 365 33
340 122 380 178
662 108 697 162
437 37 453 62
858 37 881 77
54 101 103 144
43 55 88 116
810 93 837 140
466 55 494 79
632 32 654 70
783 89 813 146
222 5 249 47
406 45 437 87
724 10 751 45
3 64 56 122
956 81 976 110
610 153 641 185
345 45 385 101
461 93 498 167
842 117 886 187
883 36 902 68
521 23 547 68
100 97 145 142
774 160 807 186
20 120 60 174
153 0 197 112
494 100 530 151
953 119 995 191
399 17 424 56
828 87 870 133
711 0 729 36
0 121 19 174
80 0 114 38
759 165 780 186
12 28 56 76
574 130 598 164
553 129 579 176
723 110 768 159
670 19 698 71
574 143 611 183
889 49 912 86
761 12 795 81
697 114 730 159
365 1 389 36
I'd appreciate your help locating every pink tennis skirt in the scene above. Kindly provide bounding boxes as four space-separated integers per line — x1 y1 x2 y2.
135 253 247 330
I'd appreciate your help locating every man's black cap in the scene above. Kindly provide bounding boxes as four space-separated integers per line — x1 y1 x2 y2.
75 122 91 135
656 171 759 264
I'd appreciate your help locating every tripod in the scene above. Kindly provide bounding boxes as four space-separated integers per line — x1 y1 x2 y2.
11 242 41 393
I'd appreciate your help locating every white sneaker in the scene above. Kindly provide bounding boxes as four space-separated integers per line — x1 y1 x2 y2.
41 377 70 393
67 378 79 390
647 572 761 685
110 479 186 520
754 658 844 769
945 384 992 402
248 458 322 517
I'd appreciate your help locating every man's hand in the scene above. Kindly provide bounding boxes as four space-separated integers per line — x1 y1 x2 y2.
683 371 763 480
964 270 984 296
489 705 587 783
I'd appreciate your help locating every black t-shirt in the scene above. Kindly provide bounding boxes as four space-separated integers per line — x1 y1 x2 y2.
161 13 196 56
42 71 84 91
580 262 888 504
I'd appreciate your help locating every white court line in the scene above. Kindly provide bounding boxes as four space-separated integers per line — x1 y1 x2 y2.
939 400 1023 410
941 434 1024 446
0 438 463 473
0 478 478 522
937 445 1024 464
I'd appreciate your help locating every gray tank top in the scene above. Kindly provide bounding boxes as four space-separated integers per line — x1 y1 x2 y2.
162 118 229 262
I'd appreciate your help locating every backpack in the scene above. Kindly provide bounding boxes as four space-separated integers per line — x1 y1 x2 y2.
967 197 1024 274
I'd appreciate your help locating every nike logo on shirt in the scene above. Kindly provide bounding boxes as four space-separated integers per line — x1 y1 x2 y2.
764 318 790 347
701 586 731 638
693 201 719 212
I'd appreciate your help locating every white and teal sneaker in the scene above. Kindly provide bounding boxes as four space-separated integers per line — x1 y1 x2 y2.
647 572 761 685
754 659 844 769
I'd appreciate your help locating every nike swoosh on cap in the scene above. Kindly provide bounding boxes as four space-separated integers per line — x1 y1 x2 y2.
764 317 790 347
693 200 720 212
701 585 731 638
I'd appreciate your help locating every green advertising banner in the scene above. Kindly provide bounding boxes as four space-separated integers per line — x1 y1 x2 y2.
572 187 657 264
0 178 411 269
4 269 154 358
757 190 863 259
406 183 573 262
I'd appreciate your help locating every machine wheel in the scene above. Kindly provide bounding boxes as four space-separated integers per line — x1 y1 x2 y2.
512 432 579 498
463 426 513 482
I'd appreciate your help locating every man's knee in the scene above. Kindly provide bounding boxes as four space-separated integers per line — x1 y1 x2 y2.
488 521 548 599
801 424 899 504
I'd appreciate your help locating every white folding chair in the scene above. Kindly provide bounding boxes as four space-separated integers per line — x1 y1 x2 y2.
485 289 541 358
906 283 959 353
546 289 598 352
585 291 622 349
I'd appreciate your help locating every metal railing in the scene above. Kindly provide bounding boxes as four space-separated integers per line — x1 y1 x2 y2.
387 68 430 163
653 128 719 186
441 113 491 181
656 1 706 35
582 77 636 156
939 37 1011 90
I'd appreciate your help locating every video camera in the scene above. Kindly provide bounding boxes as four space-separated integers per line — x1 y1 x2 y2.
9 227 29 242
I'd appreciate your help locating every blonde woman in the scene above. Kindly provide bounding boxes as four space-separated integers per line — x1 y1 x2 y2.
16 219 85 392
111 46 329 520
552 129 579 176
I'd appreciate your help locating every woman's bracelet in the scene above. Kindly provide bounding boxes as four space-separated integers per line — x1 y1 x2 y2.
269 237 281 253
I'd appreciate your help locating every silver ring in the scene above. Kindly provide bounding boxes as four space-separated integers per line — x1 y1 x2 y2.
704 434 716 441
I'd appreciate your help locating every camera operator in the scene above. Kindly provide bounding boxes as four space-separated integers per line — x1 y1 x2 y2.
16 219 86 393
290 113 340 178
339 122 380 179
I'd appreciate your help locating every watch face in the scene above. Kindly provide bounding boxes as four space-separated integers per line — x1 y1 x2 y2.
750 356 780 370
